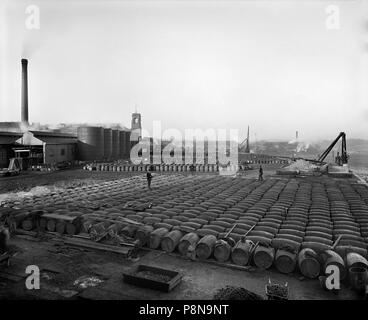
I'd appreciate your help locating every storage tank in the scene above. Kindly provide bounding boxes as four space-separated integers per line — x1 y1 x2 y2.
77 126 104 161
119 131 126 158
103 128 112 160
112 129 120 159
125 130 131 158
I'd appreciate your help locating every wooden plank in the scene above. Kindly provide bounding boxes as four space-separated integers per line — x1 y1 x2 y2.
63 238 132 256
42 213 78 222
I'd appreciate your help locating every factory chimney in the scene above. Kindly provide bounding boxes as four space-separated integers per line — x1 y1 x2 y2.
21 59 29 124
245 125 250 153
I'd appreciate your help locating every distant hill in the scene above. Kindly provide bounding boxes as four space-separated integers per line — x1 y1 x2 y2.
251 139 368 160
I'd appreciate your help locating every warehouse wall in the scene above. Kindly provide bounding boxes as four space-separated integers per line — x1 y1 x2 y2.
45 144 76 164
0 147 10 168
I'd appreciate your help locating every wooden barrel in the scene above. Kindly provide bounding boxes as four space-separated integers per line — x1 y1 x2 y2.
298 248 320 279
195 235 217 260
46 219 56 232
231 240 254 266
321 250 346 280
335 246 368 259
275 249 297 274
56 220 66 234
39 217 48 231
161 230 183 253
22 219 34 231
349 267 368 293
135 225 154 246
149 227 169 249
253 245 275 269
214 239 232 262
66 222 81 235
346 252 368 270
178 232 200 255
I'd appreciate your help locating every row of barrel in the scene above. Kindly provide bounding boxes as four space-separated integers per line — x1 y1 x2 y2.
117 221 368 290
83 163 248 173
3 174 368 286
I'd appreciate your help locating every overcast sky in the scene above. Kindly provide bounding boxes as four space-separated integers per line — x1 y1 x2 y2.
0 0 367 141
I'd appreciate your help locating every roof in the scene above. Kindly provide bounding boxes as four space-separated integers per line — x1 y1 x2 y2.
0 131 23 144
30 131 77 138
0 131 77 145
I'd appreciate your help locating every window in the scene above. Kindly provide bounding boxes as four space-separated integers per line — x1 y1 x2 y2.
61 148 65 156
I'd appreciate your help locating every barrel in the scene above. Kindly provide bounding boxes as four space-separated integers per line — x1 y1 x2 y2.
135 225 154 246
298 248 321 279
178 232 200 255
346 252 368 270
161 230 183 253
253 245 275 269
275 249 297 274
349 267 368 293
321 250 346 280
66 222 81 235
335 246 368 259
231 240 254 266
195 235 217 260
56 220 66 234
46 219 56 232
214 239 232 262
149 227 169 249
40 217 48 231
22 219 34 231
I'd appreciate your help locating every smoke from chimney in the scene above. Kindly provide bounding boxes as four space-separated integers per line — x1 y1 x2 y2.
21 58 29 124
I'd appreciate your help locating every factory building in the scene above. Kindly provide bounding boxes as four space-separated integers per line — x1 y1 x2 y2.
0 131 77 168
0 59 139 169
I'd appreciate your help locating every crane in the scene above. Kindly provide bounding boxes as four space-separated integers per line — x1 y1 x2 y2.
239 126 250 153
316 132 348 164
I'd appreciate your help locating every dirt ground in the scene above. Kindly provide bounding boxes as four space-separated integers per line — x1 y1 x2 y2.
0 169 143 194
0 235 361 300
0 168 364 300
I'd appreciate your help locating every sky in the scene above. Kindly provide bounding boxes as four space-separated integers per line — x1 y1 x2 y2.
0 0 367 142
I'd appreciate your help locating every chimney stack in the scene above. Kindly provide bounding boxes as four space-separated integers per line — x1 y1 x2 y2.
21 59 29 124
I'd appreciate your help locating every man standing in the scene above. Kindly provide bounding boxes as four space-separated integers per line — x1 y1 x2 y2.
146 170 153 190
258 165 263 181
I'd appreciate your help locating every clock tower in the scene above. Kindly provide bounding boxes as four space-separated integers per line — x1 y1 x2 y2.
130 112 142 142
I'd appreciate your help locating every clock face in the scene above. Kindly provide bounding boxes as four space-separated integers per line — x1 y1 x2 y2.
134 118 139 124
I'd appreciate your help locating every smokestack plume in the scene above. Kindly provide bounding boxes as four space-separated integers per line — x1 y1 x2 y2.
21 59 29 124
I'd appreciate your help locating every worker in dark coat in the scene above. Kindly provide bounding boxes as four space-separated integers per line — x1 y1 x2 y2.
258 165 263 181
146 170 153 189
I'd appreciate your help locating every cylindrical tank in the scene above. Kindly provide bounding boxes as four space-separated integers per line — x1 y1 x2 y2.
275 249 297 274
111 129 120 159
298 248 321 279
77 126 104 161
119 131 128 159
321 249 346 280
125 130 131 158
231 240 254 266
349 267 368 293
253 245 275 269
214 239 232 262
195 235 217 260
178 232 200 255
161 230 183 253
103 128 112 160
149 227 169 249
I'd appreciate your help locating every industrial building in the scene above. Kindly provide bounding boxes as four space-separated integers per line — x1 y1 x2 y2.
0 59 138 169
